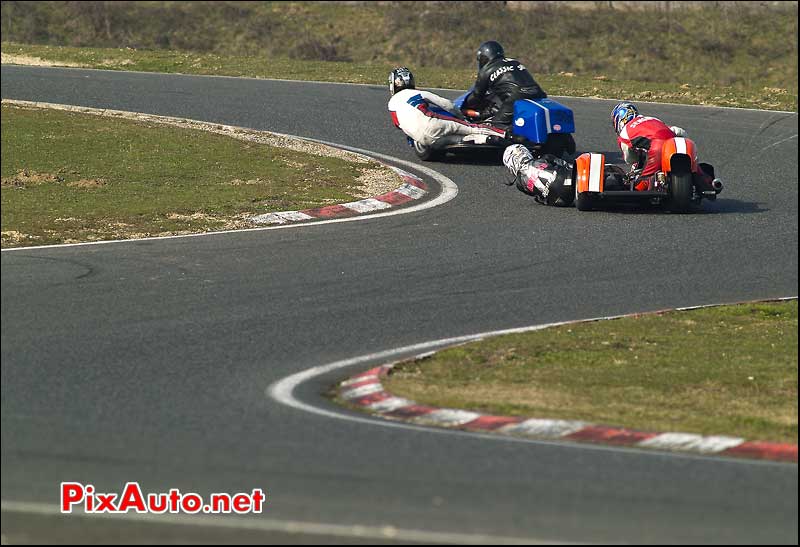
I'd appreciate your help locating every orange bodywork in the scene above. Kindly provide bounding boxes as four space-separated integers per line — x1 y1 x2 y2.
576 152 605 193
661 137 698 173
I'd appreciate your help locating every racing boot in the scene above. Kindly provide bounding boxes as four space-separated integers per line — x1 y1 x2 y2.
478 123 512 142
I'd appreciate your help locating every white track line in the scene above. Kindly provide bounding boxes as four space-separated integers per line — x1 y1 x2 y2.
268 320 566 424
0 500 561 545
267 298 797 463
0 107 458 252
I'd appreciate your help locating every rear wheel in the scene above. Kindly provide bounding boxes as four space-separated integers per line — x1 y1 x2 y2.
669 173 693 213
413 140 442 161
576 192 594 211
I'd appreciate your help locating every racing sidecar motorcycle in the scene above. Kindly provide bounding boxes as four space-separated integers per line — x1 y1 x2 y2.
573 136 723 213
411 88 577 162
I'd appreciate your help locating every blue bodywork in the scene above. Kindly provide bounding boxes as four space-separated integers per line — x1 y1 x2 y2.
453 88 574 145
512 98 575 143
452 89 474 110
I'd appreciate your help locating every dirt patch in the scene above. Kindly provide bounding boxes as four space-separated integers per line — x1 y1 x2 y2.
1 170 64 188
166 212 221 222
225 127 374 165
166 212 255 230
22 214 258 245
1 170 104 189
353 166 398 198
0 53 87 68
1 230 42 244
282 159 308 170
100 58 135 67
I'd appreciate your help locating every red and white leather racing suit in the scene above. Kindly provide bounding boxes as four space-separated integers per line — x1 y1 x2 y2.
388 89 505 147
617 115 686 190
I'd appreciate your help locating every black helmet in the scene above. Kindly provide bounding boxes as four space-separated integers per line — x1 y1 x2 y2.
476 40 505 69
389 67 415 96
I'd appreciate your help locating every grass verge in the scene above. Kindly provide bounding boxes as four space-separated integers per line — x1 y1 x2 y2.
382 301 798 443
1 103 394 247
2 42 796 112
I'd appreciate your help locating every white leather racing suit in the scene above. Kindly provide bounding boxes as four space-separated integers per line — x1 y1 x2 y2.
388 88 505 146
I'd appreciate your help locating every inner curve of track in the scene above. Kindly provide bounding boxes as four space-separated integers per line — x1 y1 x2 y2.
2 66 797 544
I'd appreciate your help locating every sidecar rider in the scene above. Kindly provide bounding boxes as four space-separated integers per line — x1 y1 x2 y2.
502 144 573 206
461 41 547 127
610 101 721 192
387 67 507 147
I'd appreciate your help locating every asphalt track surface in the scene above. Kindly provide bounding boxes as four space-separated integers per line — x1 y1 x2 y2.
1 66 798 544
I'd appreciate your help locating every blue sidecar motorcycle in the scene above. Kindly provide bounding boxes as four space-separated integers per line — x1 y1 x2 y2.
410 88 577 162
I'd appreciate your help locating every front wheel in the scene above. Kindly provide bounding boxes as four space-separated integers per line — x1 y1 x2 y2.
668 172 693 213
553 193 575 208
413 140 442 161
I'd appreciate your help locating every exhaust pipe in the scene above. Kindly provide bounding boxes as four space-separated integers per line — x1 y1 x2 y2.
711 178 723 193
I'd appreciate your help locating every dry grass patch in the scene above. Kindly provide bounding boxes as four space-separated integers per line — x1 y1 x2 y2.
67 178 106 188
1 170 63 187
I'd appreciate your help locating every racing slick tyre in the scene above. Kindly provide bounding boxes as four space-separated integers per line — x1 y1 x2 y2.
668 173 693 213
413 140 442 161
576 192 595 211
553 193 575 207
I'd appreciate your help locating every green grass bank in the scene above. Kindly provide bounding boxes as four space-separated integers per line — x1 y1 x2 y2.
383 301 798 443
1 103 393 247
1 1 796 111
